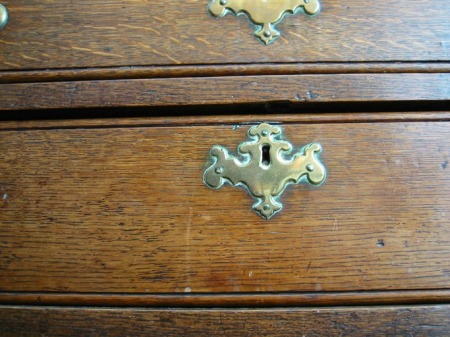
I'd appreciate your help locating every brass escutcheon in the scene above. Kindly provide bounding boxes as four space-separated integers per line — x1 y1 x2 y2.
207 0 321 44
203 123 326 220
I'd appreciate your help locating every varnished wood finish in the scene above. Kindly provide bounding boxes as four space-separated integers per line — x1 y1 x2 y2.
1 112 450 131
1 121 449 293
1 0 448 332
1 305 449 336
1 73 449 110
1 63 450 84
0 1 449 70
1 290 450 308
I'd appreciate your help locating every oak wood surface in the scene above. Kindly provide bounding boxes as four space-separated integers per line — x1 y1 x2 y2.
1 305 449 337
0 1 449 70
1 73 449 111
1 62 450 84
1 121 449 293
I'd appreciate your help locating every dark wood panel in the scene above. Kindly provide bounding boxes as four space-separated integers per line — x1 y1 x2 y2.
1 305 449 336
1 63 450 84
1 290 450 308
0 0 448 70
1 122 450 293
1 73 449 110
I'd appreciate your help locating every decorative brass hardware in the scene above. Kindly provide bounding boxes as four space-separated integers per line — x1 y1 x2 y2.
0 4 8 31
203 123 326 220
207 0 321 44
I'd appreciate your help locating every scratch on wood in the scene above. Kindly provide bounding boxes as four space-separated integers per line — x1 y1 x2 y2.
20 54 40 61
83 25 118 30
287 31 309 43
118 24 161 35
92 51 124 58
28 41 45 46
153 16 169 24
44 42 71 51
2 61 20 67
138 43 181 64
72 46 95 52
0 39 18 45
279 36 289 44
208 51 223 57
196 38 211 45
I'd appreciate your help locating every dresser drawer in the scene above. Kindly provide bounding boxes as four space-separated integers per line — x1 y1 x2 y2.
1 1 448 333
1 115 449 296
0 0 448 70
1 305 449 336
2 73 450 110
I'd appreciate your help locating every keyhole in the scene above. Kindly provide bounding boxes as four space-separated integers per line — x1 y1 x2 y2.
261 144 271 167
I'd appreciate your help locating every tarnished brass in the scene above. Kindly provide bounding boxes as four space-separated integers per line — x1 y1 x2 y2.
203 123 326 220
0 4 8 31
207 0 320 44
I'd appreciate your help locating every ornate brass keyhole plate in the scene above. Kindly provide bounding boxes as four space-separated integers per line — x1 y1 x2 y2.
203 123 326 220
207 0 321 44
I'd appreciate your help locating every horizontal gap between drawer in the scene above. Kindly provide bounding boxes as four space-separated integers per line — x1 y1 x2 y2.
1 62 449 84
1 110 450 132
1 290 450 308
1 74 448 111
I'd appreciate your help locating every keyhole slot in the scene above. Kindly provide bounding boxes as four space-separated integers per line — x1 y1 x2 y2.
261 144 271 167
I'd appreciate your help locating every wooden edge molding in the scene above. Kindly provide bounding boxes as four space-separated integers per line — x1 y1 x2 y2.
1 112 450 131
0 290 449 308
0 73 449 111
1 305 450 337
0 63 449 84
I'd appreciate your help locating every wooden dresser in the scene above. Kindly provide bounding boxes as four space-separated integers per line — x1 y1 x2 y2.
0 0 449 335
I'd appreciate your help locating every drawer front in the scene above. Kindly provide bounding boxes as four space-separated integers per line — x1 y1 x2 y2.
1 305 449 336
0 0 449 70
1 73 450 111
1 119 449 294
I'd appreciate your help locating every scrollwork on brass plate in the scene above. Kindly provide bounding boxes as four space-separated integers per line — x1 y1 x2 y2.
203 123 326 220
207 0 321 44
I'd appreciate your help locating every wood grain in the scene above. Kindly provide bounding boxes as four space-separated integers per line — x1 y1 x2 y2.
1 63 449 84
2 112 450 131
1 290 450 308
1 73 449 111
1 122 450 293
0 0 449 70
1 305 449 336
